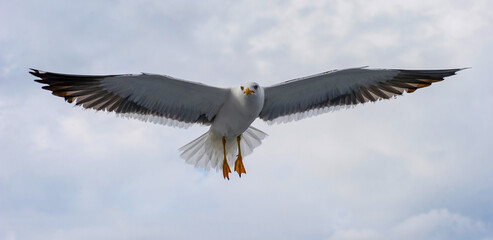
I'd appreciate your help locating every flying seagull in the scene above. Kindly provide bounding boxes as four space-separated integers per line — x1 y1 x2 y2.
31 67 463 179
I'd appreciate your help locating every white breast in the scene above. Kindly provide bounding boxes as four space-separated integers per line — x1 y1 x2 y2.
210 85 264 137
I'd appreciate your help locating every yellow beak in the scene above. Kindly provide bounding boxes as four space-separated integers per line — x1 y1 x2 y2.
243 88 255 95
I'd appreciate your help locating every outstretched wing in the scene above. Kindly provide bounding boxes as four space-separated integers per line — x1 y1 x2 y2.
259 67 464 123
31 69 230 127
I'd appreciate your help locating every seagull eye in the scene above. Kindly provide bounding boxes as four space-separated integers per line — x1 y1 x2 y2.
254 85 258 90
240 86 244 90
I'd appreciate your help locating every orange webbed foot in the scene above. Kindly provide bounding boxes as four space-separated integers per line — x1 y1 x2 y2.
234 155 246 177
223 159 231 180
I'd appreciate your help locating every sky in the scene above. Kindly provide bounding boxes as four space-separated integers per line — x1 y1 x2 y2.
1 0 492 239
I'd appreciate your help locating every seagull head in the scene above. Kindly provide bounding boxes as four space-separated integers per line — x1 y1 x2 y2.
240 82 260 96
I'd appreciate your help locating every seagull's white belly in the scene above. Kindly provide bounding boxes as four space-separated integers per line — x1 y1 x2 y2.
211 105 257 137
210 90 264 137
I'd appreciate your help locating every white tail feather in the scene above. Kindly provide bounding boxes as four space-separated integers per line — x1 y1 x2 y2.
179 126 268 171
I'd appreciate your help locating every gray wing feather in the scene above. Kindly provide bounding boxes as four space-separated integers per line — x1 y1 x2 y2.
31 69 229 127
260 67 463 123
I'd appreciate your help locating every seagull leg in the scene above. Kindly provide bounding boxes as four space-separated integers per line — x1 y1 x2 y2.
234 135 246 177
222 136 231 180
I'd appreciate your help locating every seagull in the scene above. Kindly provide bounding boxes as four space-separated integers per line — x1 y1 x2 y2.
31 67 463 179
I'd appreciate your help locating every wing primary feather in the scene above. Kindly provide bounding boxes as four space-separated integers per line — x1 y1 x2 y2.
98 95 121 111
74 91 107 106
354 90 366 103
387 80 419 89
65 89 103 98
85 93 115 109
51 85 100 93
378 83 403 95
107 97 127 112
392 77 430 84
368 86 389 99
360 88 376 102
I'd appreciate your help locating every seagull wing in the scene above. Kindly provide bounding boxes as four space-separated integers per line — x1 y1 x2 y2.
259 67 463 123
31 69 230 127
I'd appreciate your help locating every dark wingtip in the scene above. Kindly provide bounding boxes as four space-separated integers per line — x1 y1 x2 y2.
447 67 469 77
456 67 470 72
29 68 45 78
447 67 469 75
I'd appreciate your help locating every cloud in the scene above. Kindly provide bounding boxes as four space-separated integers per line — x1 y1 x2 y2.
391 209 491 240
328 209 493 240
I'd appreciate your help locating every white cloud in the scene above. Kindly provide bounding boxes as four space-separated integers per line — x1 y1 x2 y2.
327 209 493 240
391 209 491 240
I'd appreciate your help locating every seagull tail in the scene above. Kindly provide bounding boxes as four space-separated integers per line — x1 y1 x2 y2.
179 126 268 172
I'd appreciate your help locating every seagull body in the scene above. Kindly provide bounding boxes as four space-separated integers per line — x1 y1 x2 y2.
31 67 463 179
211 82 264 138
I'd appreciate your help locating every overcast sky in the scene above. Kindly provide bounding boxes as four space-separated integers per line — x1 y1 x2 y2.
1 0 492 239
